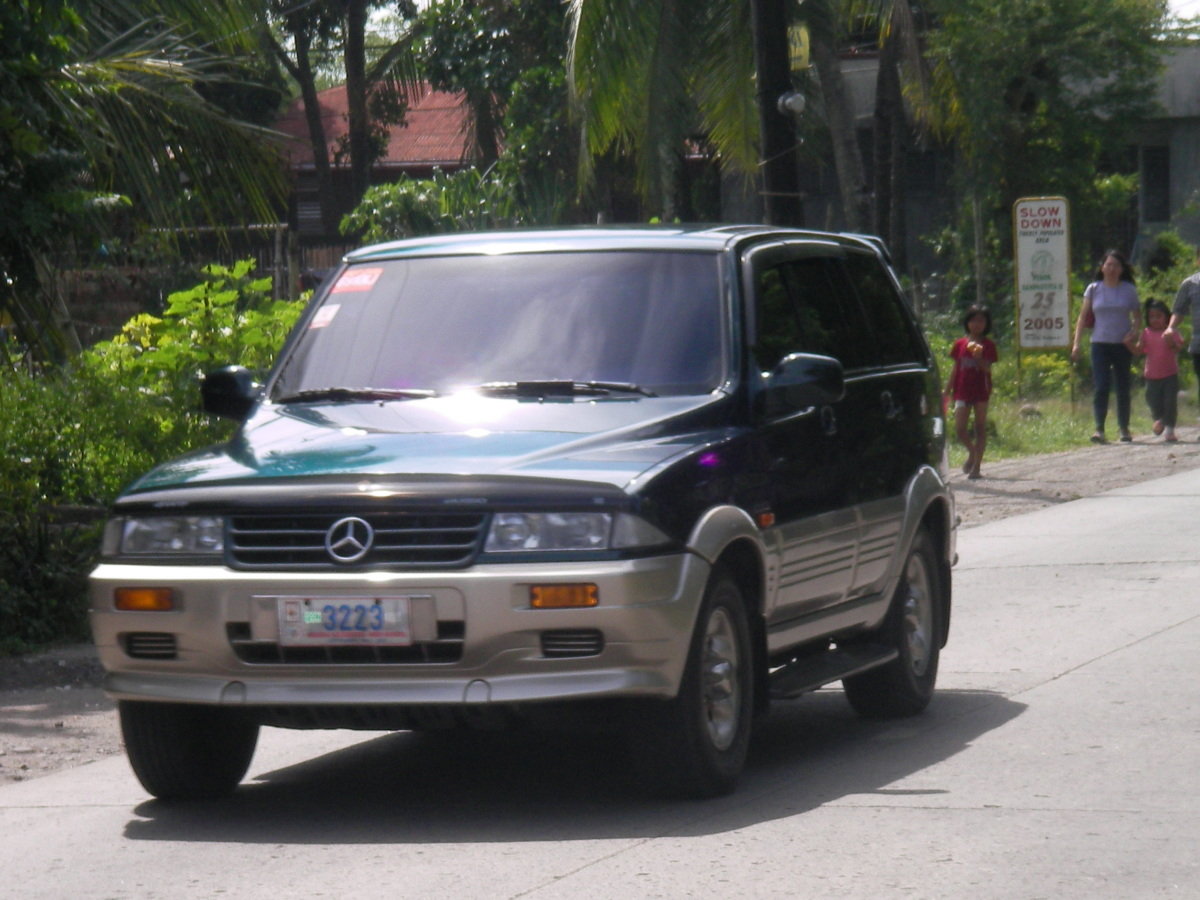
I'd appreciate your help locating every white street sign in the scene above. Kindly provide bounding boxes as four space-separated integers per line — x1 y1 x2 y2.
1013 197 1071 348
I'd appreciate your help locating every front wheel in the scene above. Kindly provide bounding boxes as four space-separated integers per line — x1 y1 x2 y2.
119 701 260 801
843 529 943 718
629 568 754 798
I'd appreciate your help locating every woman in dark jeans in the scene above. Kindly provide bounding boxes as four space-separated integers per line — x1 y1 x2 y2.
1071 250 1142 443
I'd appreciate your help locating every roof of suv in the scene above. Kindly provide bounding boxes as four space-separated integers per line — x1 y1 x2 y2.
344 225 886 262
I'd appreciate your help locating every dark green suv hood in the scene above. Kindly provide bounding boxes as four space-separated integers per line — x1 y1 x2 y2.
125 393 734 496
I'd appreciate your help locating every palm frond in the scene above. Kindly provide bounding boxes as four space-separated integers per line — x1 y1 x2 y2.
570 0 756 206
692 0 757 176
49 12 287 230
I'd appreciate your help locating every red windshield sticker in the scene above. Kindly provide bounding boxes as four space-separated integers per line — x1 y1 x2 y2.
309 304 340 329
330 267 383 293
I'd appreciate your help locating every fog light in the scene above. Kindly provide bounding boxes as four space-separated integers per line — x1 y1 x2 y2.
114 588 175 611
530 584 598 609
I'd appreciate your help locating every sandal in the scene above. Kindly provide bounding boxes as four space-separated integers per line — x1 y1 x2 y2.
1119 430 1133 442
1090 432 1106 444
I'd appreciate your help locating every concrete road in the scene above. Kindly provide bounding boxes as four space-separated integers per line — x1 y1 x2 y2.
3 470 1198 899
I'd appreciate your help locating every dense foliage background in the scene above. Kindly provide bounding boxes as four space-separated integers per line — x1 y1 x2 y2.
0 264 303 652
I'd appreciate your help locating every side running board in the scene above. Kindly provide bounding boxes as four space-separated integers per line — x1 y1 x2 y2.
768 644 898 700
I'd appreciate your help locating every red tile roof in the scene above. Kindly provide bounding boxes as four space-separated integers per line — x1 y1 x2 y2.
275 83 476 170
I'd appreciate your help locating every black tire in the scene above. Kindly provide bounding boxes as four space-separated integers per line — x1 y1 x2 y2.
843 529 943 718
630 568 754 799
119 701 259 801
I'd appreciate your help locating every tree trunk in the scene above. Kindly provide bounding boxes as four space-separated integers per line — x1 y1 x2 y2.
36 255 82 358
344 0 372 204
750 0 802 226
972 191 986 307
873 36 896 241
468 92 500 168
276 27 341 237
812 37 868 232
874 34 909 267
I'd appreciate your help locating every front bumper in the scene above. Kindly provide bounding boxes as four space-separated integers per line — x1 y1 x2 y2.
89 553 710 709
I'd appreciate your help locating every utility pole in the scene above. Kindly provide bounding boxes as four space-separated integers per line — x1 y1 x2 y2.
750 0 803 226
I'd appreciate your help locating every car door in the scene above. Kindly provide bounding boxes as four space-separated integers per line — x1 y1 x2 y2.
741 243 862 631
838 249 936 597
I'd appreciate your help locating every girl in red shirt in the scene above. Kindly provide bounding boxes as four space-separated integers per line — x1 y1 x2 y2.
945 306 998 479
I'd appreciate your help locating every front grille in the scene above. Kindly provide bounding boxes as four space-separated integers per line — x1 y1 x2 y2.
228 511 487 570
226 621 465 664
541 629 605 658
124 632 178 660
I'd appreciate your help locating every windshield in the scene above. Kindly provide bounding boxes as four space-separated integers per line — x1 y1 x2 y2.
271 251 726 399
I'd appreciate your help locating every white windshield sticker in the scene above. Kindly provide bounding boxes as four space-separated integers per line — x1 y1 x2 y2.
309 304 340 328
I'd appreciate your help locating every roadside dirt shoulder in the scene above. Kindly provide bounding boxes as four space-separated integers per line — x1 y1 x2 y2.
4 426 1200 784
0 646 120 784
950 424 1200 527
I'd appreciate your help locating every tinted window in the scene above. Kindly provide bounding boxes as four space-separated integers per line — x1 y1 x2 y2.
841 251 925 366
273 251 725 397
753 255 873 371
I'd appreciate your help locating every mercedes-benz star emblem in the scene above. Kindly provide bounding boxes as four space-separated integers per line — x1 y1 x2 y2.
325 516 374 563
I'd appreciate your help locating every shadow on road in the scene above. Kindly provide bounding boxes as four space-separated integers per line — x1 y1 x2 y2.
123 687 1023 844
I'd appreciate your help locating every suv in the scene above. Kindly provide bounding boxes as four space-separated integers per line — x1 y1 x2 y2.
90 226 955 800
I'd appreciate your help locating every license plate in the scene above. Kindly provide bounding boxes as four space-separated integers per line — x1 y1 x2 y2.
277 596 413 646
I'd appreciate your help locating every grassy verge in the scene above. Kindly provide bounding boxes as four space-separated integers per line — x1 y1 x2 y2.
946 391 1199 470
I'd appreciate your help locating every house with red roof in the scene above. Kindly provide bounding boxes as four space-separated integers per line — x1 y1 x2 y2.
274 83 479 239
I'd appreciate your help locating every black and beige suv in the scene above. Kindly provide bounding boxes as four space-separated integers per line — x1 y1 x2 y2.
90 226 955 799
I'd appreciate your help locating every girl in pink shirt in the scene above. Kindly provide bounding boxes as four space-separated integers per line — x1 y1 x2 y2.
1135 300 1184 442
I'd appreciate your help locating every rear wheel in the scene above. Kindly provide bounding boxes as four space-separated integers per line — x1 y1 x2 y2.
843 529 943 718
630 568 754 798
119 701 259 800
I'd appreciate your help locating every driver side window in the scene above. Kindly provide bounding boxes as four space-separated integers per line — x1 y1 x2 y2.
753 256 863 371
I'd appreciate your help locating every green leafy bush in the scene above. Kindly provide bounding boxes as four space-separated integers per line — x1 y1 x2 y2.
1 262 304 653
340 167 523 242
1008 352 1074 399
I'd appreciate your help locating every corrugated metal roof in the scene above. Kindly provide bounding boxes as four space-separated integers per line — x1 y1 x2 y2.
275 83 476 169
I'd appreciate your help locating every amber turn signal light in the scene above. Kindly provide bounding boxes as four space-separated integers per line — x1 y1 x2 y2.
530 584 598 609
114 587 175 611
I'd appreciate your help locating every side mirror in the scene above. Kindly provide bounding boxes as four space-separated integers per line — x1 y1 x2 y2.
759 352 845 417
201 366 261 421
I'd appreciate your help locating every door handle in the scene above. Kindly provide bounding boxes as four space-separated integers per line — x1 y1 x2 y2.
880 390 902 420
820 405 837 436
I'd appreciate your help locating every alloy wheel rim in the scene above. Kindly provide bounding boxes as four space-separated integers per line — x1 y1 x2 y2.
702 606 741 751
902 552 933 677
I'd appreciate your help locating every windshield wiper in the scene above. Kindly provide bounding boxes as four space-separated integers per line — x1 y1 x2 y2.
275 387 437 404
476 380 657 398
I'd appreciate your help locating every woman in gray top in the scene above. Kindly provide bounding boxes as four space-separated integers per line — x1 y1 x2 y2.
1072 250 1141 443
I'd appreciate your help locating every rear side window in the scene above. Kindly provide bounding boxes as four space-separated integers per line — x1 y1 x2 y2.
752 255 874 372
841 251 926 366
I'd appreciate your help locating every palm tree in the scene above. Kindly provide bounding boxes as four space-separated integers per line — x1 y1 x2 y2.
568 0 921 231
566 0 758 219
1 0 287 361
845 0 929 264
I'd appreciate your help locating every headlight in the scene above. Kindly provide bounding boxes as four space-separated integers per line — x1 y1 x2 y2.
103 516 225 556
485 512 610 552
484 512 668 553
